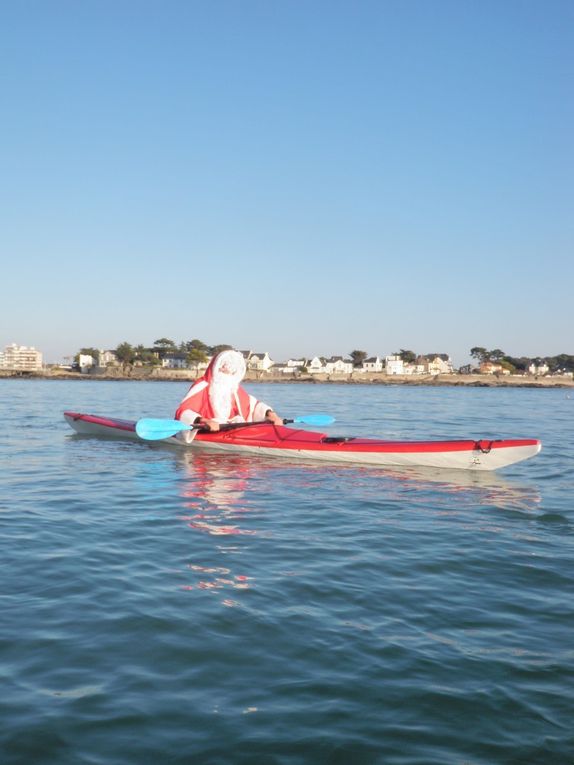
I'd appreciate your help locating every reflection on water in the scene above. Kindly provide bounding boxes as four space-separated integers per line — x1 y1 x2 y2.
141 449 542 607
175 449 542 514
359 463 542 512
177 451 260 535
169 451 540 607
182 563 254 608
175 452 263 606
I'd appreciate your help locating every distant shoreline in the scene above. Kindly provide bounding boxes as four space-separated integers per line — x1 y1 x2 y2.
1 368 573 388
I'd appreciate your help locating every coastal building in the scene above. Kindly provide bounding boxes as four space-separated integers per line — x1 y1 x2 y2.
385 355 404 375
528 361 550 376
161 354 188 369
361 356 383 373
0 343 43 370
384 354 454 376
324 356 353 374
78 353 96 373
306 356 327 373
419 355 454 375
304 356 354 374
404 362 425 375
480 361 510 375
247 352 274 372
275 358 306 375
99 350 118 366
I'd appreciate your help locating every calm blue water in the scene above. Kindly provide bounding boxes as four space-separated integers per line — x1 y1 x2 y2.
1 380 573 764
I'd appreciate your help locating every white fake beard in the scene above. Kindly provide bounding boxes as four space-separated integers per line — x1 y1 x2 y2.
209 380 234 422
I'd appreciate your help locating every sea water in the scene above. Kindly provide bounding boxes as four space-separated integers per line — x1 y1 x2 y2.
0 380 572 764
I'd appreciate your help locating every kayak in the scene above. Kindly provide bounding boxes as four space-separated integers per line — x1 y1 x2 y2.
63 411 541 471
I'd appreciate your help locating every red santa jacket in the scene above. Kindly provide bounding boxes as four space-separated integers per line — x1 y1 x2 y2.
175 355 267 424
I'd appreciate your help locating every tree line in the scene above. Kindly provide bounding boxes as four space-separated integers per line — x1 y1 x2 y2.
76 341 573 373
470 347 574 373
77 339 233 367
76 343 452 370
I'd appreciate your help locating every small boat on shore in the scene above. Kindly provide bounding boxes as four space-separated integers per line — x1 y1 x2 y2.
64 412 541 471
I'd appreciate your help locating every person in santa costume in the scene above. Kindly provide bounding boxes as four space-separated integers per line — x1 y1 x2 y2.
175 349 283 439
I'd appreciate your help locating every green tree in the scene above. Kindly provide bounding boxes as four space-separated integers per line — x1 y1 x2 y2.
470 347 489 362
397 349 416 364
187 348 209 367
349 350 368 367
498 359 516 373
552 354 574 372
210 344 233 355
115 342 136 365
153 338 177 350
504 356 529 372
135 345 159 365
183 339 209 352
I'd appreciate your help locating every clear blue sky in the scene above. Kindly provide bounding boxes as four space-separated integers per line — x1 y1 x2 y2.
1 0 572 366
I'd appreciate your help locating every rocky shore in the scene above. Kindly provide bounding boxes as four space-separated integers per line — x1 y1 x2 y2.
2 367 573 388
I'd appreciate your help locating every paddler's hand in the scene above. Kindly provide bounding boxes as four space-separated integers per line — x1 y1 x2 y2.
198 418 220 431
265 410 284 426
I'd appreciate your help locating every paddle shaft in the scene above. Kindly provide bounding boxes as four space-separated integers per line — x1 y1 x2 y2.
200 418 298 432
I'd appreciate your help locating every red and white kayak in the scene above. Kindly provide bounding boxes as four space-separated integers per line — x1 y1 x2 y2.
64 412 541 471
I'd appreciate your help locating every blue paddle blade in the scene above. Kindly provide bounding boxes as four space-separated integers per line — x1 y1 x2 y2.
292 414 335 426
135 418 192 440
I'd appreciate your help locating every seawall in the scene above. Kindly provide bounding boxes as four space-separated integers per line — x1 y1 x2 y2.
1 368 573 388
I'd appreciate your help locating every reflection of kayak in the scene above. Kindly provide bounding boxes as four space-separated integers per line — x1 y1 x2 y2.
64 412 541 471
176 451 542 511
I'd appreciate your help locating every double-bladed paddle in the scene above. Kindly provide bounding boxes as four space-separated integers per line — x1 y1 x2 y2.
135 414 335 441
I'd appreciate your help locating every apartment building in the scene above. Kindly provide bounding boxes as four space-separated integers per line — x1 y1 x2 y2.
0 343 43 370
